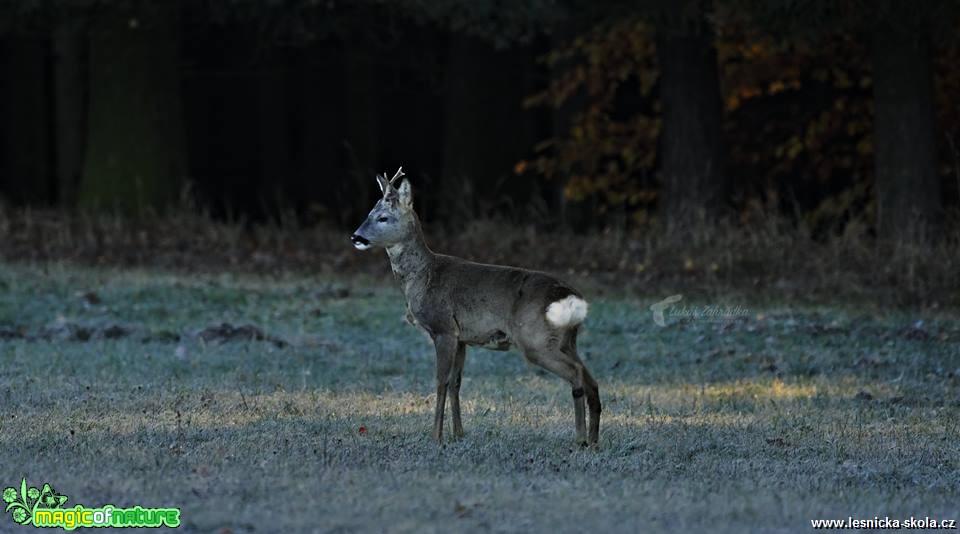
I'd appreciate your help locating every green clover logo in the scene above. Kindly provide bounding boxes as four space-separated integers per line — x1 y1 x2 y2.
3 478 69 525
38 484 67 509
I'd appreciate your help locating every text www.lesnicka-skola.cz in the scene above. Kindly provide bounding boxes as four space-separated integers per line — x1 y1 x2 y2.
811 517 957 529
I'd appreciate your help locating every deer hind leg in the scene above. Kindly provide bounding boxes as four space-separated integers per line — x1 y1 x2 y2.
582 367 601 444
560 330 587 443
448 342 467 438
431 334 457 442
572 385 587 444
563 329 601 445
525 343 592 445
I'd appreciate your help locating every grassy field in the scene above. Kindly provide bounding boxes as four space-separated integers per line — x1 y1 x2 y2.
0 261 958 532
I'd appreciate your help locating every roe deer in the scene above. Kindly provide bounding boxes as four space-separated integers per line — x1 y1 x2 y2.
351 167 601 444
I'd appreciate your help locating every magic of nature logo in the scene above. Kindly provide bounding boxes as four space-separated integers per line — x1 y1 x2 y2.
3 478 180 530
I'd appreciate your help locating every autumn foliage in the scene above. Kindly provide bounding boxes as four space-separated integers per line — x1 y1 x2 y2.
520 17 960 233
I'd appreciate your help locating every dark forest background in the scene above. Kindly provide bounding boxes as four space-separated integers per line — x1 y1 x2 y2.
1 0 959 253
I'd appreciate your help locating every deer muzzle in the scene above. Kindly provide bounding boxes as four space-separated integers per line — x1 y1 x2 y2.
351 234 372 250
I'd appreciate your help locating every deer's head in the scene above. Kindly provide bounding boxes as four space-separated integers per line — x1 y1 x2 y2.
351 167 416 250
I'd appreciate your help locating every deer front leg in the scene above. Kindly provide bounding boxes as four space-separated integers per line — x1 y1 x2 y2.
431 334 457 442
448 342 467 438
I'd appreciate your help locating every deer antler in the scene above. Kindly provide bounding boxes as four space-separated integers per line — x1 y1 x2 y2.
389 166 405 186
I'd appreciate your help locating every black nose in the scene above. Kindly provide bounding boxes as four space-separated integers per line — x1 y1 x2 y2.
351 234 370 246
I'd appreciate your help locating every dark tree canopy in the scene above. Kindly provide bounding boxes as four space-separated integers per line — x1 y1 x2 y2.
0 0 957 241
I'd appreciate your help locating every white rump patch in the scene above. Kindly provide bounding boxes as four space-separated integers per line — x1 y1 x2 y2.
545 295 589 328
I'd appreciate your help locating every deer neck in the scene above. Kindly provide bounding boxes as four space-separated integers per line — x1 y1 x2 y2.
385 218 434 299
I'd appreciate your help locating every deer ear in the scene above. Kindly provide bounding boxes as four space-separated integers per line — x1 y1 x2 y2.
397 179 413 208
376 174 391 195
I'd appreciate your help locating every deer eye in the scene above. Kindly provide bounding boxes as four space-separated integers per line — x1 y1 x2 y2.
377 216 389 223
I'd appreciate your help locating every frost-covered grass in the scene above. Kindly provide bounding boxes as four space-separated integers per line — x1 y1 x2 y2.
1 262 958 532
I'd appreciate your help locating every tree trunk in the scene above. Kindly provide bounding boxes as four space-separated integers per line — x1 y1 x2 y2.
297 47 341 224
79 9 187 214
872 27 940 242
548 24 589 229
52 21 87 208
441 36 538 224
656 17 726 230
0 36 53 205
340 45 379 224
258 68 293 221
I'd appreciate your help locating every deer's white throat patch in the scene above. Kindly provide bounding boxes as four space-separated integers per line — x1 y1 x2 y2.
545 295 589 328
353 241 372 251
